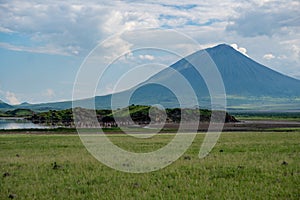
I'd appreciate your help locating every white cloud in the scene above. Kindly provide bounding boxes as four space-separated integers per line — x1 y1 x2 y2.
0 0 299 94
230 43 248 56
0 0 240 56
44 89 55 98
263 53 275 60
226 1 300 37
139 54 155 60
291 44 300 60
278 55 287 60
0 26 14 33
280 39 300 60
101 35 134 62
0 1 109 56
0 42 71 56
102 10 158 34
5 91 20 105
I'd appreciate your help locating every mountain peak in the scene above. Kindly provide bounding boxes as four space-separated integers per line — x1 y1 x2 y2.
212 43 232 49
206 43 236 53
20 102 31 105
173 43 300 98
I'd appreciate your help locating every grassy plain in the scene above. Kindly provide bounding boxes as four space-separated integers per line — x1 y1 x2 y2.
0 131 299 199
234 112 300 121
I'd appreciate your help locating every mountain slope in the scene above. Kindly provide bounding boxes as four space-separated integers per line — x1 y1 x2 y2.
12 44 300 111
144 44 300 97
204 44 300 96
128 44 300 110
0 100 13 109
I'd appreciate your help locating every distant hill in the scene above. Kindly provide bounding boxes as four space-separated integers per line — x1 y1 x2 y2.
0 108 34 117
15 100 72 112
0 100 13 109
6 44 300 112
19 102 31 106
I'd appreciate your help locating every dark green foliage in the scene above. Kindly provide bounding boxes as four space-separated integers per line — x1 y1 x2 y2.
25 105 237 127
29 109 73 126
0 109 34 117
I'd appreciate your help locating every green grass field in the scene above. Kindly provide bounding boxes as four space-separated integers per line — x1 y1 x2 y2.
0 132 299 199
234 112 300 122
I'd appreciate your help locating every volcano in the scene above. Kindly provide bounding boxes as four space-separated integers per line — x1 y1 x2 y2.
125 44 300 110
10 44 300 112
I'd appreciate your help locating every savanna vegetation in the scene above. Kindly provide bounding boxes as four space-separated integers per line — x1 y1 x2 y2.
0 109 34 117
0 131 299 199
25 105 237 127
234 112 300 121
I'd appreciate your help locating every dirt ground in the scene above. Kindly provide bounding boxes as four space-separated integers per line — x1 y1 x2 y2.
162 120 300 132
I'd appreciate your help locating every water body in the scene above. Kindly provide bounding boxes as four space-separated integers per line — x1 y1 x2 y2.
0 118 50 130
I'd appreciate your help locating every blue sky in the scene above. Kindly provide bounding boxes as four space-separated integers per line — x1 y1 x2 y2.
0 0 299 104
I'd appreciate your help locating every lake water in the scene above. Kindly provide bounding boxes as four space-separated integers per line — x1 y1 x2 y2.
0 118 50 130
